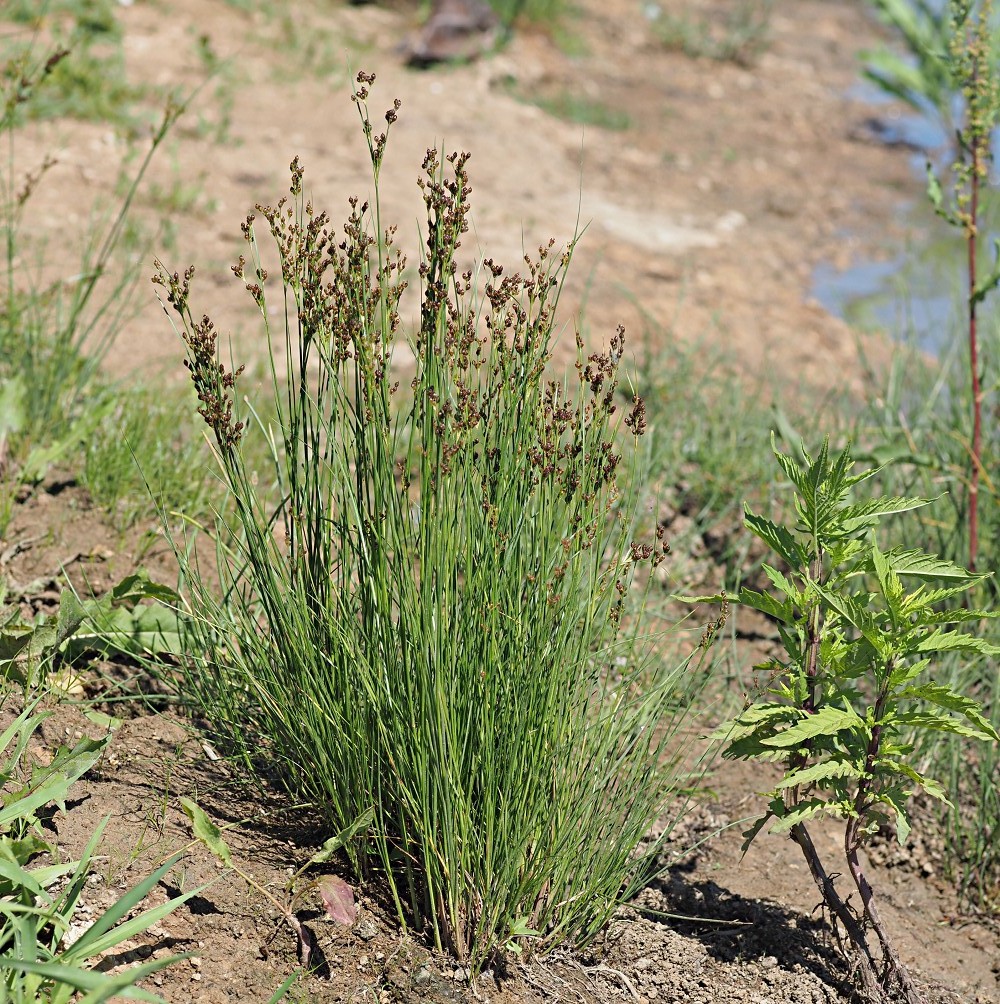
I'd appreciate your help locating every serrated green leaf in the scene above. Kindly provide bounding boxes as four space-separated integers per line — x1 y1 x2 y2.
911 628 1000 657
838 495 933 533
899 683 1000 741
878 789 911 845
773 757 861 790
871 541 904 615
760 564 800 601
771 437 807 496
817 587 889 655
916 601 999 623
895 709 992 741
743 507 803 568
761 706 863 748
893 761 952 805
888 658 930 689
734 586 797 625
884 547 978 582
769 797 831 833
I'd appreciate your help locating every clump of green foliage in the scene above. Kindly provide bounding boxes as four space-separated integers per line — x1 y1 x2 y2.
161 71 707 969
0 38 212 532
0 698 203 1002
687 439 999 1004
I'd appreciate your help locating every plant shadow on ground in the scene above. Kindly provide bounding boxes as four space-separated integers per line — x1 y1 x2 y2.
645 863 855 999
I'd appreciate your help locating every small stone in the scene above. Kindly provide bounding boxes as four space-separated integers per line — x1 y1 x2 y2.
761 956 779 969
413 967 432 986
354 918 378 941
635 958 654 971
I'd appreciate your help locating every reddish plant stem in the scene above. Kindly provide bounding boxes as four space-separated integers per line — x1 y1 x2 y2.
967 140 982 574
843 683 926 1004
789 822 884 1001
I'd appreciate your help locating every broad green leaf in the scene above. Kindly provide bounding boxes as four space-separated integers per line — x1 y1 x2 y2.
0 736 109 830
761 706 863 748
65 604 184 660
109 571 182 606
179 798 233 867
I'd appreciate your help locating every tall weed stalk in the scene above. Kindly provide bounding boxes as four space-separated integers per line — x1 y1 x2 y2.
160 73 707 966
857 315 1000 914
924 0 1000 572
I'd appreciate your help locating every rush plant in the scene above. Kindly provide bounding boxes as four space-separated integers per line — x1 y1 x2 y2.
686 439 999 1004
158 72 705 968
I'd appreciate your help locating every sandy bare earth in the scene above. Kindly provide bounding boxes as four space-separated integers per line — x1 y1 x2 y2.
3 1 997 1002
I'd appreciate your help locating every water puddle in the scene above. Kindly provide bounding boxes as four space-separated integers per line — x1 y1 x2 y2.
810 93 998 355
810 206 964 357
810 3 999 355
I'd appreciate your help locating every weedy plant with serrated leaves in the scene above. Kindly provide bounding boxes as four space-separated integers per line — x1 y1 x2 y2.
157 71 708 970
685 438 1000 1004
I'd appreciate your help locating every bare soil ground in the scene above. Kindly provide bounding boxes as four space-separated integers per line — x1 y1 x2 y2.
4 0 999 1002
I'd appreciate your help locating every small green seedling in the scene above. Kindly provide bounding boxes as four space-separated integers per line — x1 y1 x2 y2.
685 437 1000 1004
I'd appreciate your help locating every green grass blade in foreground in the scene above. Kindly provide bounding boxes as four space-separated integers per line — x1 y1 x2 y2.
0 955 181 1004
